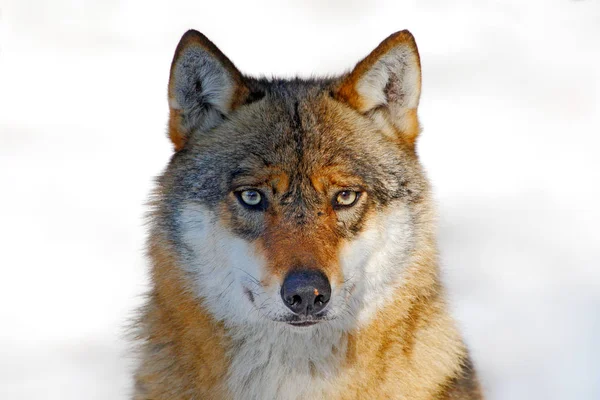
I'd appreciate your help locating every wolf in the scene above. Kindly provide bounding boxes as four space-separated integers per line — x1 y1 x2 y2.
133 29 483 400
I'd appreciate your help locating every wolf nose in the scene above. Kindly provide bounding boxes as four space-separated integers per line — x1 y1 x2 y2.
281 270 331 316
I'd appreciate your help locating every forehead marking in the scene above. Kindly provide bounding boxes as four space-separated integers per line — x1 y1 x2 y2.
231 165 290 193
310 165 367 194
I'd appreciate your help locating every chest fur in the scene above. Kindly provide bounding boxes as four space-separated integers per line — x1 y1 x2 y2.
226 325 348 400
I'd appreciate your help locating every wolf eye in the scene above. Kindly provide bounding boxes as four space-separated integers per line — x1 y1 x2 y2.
334 190 359 207
237 189 264 209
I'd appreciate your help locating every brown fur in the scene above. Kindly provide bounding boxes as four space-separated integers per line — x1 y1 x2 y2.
336 31 420 110
335 30 421 145
439 358 483 400
134 236 231 399
134 29 483 399
135 232 481 399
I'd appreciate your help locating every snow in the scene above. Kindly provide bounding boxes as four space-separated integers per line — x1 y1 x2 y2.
0 0 598 398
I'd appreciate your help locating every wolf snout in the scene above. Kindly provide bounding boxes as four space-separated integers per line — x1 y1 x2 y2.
281 270 331 316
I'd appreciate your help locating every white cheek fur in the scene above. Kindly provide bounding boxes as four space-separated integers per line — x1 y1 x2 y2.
179 203 349 399
180 202 262 324
178 201 415 400
180 202 294 326
339 202 414 326
180 201 414 328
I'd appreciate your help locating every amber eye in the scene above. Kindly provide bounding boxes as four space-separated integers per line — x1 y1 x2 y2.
334 190 359 207
239 189 262 206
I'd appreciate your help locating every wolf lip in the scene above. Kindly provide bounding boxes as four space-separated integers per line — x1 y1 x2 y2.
287 320 319 327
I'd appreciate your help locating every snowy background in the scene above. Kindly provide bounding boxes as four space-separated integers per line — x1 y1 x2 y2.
0 0 598 399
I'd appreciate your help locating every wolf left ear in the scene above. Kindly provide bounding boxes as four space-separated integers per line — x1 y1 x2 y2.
335 30 422 144
167 30 250 151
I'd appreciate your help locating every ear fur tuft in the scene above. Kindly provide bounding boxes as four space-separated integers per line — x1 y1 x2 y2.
336 30 422 144
167 30 249 151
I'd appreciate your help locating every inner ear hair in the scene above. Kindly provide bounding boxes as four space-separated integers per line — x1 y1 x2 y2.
336 30 422 144
167 30 250 151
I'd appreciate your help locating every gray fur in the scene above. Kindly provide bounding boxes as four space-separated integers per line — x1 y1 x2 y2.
135 30 481 400
159 77 427 245
172 46 235 133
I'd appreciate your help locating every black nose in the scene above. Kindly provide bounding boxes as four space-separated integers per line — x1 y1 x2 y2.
281 270 331 316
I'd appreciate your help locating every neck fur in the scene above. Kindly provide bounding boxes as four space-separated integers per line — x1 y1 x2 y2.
225 320 348 400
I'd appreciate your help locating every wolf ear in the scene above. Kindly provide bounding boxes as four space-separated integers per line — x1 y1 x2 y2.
167 30 250 151
335 30 422 144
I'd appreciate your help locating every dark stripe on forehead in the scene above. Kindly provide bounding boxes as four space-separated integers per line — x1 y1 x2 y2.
291 100 303 131
291 100 305 163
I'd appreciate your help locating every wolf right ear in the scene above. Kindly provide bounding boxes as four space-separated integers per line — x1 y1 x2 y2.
335 30 422 145
167 30 250 151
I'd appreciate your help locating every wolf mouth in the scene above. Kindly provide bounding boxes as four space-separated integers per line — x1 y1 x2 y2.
286 320 319 327
277 313 332 327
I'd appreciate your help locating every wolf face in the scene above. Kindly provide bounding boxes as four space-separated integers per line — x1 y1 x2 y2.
153 30 430 334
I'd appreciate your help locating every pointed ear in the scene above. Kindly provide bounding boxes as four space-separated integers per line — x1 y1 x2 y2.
167 30 250 151
335 30 422 144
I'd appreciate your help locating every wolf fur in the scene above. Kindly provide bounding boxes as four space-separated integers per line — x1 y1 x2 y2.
133 29 483 400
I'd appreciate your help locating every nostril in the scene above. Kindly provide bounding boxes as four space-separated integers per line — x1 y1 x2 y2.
314 294 325 305
288 295 302 306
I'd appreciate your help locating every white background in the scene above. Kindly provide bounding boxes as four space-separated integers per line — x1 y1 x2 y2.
1 1 599 399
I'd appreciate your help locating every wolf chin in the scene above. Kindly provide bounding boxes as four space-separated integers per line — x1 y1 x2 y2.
133 29 483 400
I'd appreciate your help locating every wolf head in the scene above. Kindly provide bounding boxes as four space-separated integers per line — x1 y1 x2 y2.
152 30 434 333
